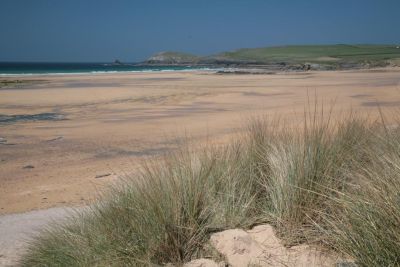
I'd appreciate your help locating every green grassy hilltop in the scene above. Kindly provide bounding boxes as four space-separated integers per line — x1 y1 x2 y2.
144 44 400 68
217 44 400 62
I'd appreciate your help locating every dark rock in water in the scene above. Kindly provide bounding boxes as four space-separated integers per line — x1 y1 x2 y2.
95 173 112 179
113 59 123 65
303 63 311 71
23 165 35 169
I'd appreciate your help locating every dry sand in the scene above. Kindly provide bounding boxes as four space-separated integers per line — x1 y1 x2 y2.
1 68 400 215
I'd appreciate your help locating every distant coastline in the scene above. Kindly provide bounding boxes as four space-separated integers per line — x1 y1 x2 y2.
140 44 400 71
2 44 399 75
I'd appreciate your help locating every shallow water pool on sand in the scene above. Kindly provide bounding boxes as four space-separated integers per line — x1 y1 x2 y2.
0 113 65 125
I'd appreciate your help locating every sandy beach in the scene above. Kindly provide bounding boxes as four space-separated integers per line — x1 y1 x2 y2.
1 68 400 215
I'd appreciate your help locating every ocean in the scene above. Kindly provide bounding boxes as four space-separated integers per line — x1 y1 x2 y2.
0 62 214 75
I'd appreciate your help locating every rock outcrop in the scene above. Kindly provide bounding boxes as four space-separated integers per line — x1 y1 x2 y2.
182 224 350 267
145 51 200 64
209 224 341 267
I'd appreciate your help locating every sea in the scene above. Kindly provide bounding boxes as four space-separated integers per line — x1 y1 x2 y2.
0 62 215 76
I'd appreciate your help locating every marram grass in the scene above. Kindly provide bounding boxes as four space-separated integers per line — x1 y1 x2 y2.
21 113 400 266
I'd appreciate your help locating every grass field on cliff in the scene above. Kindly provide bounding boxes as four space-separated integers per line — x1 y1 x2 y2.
21 110 400 266
217 44 400 63
149 44 400 66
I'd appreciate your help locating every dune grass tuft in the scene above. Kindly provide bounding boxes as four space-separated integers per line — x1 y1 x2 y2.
21 112 400 266
321 122 400 266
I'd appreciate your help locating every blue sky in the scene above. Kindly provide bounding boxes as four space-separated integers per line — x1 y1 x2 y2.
1 0 399 62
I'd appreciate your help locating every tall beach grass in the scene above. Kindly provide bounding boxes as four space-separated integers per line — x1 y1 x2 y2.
21 111 400 266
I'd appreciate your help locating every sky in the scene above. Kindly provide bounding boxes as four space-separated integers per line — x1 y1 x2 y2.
1 0 399 62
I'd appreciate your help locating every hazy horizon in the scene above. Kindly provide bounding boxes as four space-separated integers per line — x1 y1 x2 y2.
1 0 400 62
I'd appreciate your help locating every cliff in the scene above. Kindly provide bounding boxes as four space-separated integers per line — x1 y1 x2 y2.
142 45 400 70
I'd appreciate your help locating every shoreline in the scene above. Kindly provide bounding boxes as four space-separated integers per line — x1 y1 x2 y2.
1 64 399 78
0 68 219 78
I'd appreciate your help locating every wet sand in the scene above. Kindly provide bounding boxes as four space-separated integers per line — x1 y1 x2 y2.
1 68 400 214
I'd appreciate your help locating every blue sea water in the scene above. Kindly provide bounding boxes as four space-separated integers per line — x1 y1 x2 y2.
0 62 214 75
